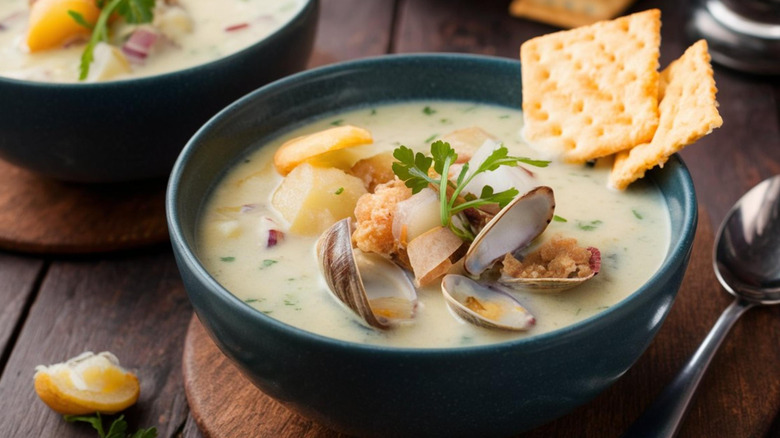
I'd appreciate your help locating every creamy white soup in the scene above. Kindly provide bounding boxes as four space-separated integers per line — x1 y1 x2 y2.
198 102 671 348
0 0 305 82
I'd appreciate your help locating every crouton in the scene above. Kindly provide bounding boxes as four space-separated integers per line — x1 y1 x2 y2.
352 179 412 256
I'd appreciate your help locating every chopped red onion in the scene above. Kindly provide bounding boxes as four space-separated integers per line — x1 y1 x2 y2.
225 23 249 32
267 229 283 248
121 28 159 64
587 247 601 275
258 216 284 248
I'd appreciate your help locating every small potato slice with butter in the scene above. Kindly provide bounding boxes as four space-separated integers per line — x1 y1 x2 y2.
273 125 373 175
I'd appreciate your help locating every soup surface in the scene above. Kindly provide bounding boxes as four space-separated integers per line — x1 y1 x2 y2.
0 0 304 82
199 102 671 348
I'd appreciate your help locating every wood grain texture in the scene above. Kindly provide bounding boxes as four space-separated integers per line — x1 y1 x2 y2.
180 208 780 437
307 0 396 68
0 254 45 365
183 317 347 438
0 160 168 254
394 0 556 56
0 251 192 437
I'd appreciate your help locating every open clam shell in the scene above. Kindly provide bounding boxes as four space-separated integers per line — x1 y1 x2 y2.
317 218 417 329
463 186 555 277
441 274 535 331
499 247 602 293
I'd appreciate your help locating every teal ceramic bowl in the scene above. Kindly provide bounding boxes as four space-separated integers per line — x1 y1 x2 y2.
167 54 697 437
0 0 317 182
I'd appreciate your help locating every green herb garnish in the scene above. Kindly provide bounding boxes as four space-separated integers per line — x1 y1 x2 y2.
262 259 278 267
577 220 603 231
422 106 436 115
330 119 344 126
334 187 344 195
64 413 156 438
424 134 438 143
392 140 549 240
553 215 568 222
69 0 156 81
632 209 644 220
220 256 235 262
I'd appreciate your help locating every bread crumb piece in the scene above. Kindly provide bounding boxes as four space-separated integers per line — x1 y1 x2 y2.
352 179 411 256
502 236 592 279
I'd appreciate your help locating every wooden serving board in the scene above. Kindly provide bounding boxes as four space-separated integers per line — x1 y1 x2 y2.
0 159 169 254
182 316 348 438
182 207 780 437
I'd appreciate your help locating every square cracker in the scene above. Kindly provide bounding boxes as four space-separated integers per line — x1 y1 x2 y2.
520 9 661 163
609 40 723 190
509 0 636 29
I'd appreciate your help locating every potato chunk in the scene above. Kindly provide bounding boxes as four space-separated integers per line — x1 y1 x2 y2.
27 0 100 52
273 125 373 176
349 151 396 192
272 163 367 235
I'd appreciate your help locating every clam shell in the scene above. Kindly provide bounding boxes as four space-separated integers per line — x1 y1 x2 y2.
441 274 535 331
463 186 555 276
499 247 602 293
317 218 417 329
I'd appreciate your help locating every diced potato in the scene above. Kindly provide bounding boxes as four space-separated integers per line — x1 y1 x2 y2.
349 151 396 192
85 42 131 82
154 6 193 39
272 163 367 235
273 125 373 176
407 226 464 286
441 127 496 162
27 0 100 52
215 220 242 239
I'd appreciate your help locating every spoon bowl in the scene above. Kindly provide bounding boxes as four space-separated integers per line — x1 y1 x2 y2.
714 175 780 303
624 174 780 438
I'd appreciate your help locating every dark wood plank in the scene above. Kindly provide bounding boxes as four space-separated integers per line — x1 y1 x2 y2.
0 250 192 437
307 0 396 68
0 253 45 367
394 0 556 56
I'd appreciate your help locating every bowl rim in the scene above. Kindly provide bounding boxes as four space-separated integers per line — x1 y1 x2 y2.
167 52 698 356
0 0 317 88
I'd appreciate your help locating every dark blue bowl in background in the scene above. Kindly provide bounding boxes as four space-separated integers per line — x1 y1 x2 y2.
0 0 318 182
167 54 697 437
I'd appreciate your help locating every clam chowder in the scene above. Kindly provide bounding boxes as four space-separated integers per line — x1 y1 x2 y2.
0 0 305 82
198 102 671 348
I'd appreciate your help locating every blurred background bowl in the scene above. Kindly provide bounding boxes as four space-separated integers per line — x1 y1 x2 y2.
167 54 698 437
0 0 318 182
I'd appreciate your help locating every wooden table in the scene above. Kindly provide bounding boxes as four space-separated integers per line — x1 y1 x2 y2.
1 1 779 437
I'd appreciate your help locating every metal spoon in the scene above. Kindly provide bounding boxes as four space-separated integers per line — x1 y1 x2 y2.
623 174 780 438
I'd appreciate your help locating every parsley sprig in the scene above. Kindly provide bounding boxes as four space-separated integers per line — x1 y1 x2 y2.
64 413 157 438
69 0 156 80
392 140 549 240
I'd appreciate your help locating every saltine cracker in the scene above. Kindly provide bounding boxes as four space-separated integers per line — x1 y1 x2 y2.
609 40 723 190
520 9 661 163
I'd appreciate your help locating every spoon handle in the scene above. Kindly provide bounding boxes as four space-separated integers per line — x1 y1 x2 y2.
621 298 754 438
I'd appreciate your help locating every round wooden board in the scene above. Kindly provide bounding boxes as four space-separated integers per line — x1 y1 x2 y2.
0 160 168 254
182 316 347 438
